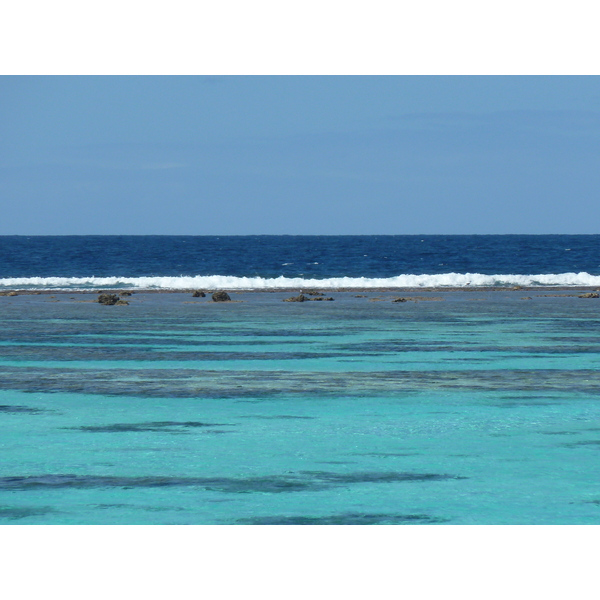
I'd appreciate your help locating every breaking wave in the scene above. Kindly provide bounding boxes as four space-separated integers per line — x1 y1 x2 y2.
1 272 600 290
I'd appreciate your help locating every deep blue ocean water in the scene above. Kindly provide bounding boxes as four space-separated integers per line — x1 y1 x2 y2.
2 235 600 289
2 236 600 524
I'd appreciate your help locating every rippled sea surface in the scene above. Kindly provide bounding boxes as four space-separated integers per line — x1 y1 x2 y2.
2 290 600 524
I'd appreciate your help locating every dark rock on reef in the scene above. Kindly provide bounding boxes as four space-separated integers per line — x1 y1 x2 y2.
579 293 600 298
120 292 132 297
284 294 334 302
212 291 231 302
392 298 407 303
284 294 307 302
192 290 206 298
304 291 324 296
97 293 120 305
115 300 129 305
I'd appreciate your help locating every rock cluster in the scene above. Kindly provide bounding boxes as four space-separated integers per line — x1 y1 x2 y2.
97 293 129 306
283 294 334 302
192 290 206 298
212 291 231 302
283 294 307 302
579 292 600 298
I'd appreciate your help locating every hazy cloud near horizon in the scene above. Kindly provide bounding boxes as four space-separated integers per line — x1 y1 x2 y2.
2 77 600 235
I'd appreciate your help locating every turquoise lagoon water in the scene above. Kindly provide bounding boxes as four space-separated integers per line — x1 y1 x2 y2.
2 290 600 524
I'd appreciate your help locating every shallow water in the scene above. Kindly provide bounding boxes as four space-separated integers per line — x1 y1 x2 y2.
1 291 600 524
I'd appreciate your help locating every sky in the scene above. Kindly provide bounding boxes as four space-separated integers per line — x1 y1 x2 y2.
2 75 600 235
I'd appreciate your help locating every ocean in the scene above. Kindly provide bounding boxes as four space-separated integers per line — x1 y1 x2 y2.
1 235 600 524
2 234 600 289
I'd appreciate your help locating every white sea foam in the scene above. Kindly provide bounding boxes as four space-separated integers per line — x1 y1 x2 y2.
2 272 600 290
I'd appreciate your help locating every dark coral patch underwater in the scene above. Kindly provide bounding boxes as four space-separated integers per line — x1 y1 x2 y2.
66 421 235 433
0 470 466 494
236 512 448 524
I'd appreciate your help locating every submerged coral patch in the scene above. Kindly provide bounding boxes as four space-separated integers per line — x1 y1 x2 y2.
0 404 47 414
236 512 447 525
0 505 57 520
0 470 465 494
69 421 234 433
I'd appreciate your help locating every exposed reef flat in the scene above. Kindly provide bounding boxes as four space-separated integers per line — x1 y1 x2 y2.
2 287 600 311
2 286 600 295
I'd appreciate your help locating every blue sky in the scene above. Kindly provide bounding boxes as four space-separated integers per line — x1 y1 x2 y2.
2 76 600 234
